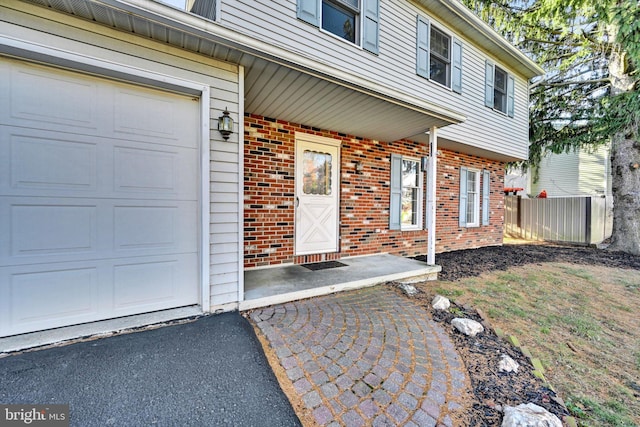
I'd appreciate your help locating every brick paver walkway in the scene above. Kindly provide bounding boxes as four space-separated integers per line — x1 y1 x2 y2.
251 285 470 426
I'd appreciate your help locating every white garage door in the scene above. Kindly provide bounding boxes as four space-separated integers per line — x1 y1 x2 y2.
0 59 201 337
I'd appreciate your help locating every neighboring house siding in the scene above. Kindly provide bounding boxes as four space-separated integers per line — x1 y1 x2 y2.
244 114 504 268
3 3 242 309
531 145 610 197
221 0 529 160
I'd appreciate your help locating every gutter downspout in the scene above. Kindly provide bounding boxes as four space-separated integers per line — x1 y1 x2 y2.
427 126 438 265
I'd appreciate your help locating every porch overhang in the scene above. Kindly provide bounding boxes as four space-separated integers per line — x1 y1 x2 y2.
19 0 466 142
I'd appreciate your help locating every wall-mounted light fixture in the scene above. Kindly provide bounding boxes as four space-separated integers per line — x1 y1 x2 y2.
218 107 234 140
354 161 364 174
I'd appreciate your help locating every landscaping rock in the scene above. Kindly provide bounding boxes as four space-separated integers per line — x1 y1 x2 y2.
498 354 520 373
432 294 450 310
396 283 418 296
451 318 484 337
502 403 563 427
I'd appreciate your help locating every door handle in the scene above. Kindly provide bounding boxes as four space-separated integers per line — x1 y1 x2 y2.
295 196 299 207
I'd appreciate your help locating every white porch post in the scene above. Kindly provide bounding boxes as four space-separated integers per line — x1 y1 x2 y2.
427 126 438 265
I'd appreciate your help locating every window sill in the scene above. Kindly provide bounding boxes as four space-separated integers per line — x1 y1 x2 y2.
319 28 362 51
416 73 454 91
488 106 510 117
401 226 423 232
429 78 452 92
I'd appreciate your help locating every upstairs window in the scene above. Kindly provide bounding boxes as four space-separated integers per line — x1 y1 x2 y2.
297 0 379 54
417 17 463 93
161 0 217 21
322 0 359 44
485 61 515 117
430 27 451 87
493 66 508 113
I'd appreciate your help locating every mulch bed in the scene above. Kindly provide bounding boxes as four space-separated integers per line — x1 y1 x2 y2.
424 242 640 282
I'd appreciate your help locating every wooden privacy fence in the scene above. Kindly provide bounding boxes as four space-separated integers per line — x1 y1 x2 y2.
504 196 612 245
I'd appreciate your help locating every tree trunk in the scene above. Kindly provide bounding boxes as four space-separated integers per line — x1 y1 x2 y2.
609 133 640 255
607 38 640 255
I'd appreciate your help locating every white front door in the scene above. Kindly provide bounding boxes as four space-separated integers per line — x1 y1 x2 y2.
295 135 340 255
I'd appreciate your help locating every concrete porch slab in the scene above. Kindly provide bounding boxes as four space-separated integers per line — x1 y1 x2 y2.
241 254 440 310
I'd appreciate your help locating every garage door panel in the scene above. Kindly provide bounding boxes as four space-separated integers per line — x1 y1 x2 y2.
11 204 97 257
4 65 99 132
114 89 198 146
114 146 179 194
10 134 97 191
114 206 177 251
113 201 197 254
112 143 198 199
2 266 99 336
112 254 198 311
0 128 99 197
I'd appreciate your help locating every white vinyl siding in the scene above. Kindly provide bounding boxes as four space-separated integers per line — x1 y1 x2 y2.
531 145 611 197
221 0 530 160
2 4 242 309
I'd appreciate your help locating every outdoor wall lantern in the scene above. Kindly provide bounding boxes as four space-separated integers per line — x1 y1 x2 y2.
218 108 234 140
354 160 364 174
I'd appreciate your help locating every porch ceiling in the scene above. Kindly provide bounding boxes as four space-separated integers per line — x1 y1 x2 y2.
242 56 453 142
19 0 463 142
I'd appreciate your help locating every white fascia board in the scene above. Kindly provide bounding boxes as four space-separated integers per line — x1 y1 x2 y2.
94 0 466 125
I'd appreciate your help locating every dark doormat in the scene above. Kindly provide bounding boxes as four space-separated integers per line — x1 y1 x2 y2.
301 261 348 271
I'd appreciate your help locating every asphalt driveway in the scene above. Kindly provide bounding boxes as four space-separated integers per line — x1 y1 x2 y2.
0 313 300 427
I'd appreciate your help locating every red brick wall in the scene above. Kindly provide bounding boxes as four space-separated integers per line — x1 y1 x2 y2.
244 113 504 268
435 150 505 252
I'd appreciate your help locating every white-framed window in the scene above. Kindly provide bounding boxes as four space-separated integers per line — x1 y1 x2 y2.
161 0 218 21
322 0 359 44
493 66 508 113
389 154 423 230
466 169 480 227
297 0 379 54
485 61 515 117
417 17 463 93
401 158 423 229
429 26 451 87
459 168 491 228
